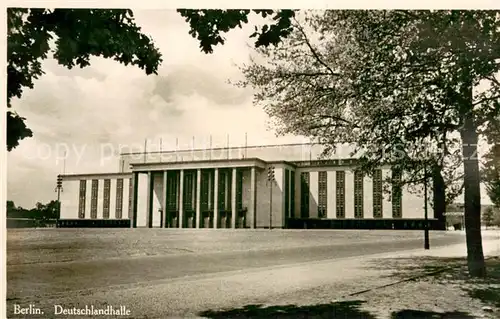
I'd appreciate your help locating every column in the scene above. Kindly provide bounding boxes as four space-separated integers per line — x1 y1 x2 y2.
309 171 319 218
129 177 134 228
131 172 139 228
109 179 116 219
162 171 168 228
225 171 229 210
288 170 292 219
249 167 256 229
191 172 196 210
146 171 153 228
365 174 374 218
345 170 355 219
179 169 184 228
231 168 237 228
196 169 201 228
208 171 212 210
214 168 219 229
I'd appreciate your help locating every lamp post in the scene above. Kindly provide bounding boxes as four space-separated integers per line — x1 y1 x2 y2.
55 175 63 219
423 163 430 250
267 166 275 229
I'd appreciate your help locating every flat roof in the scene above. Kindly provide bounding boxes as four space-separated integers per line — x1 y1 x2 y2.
130 157 268 171
120 142 316 156
60 172 132 181
130 158 364 170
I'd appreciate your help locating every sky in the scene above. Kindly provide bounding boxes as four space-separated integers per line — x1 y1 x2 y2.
6 8 495 208
6 10 307 208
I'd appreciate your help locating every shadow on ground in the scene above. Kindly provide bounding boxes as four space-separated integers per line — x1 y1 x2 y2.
198 301 478 318
199 300 376 318
390 309 476 318
367 256 500 310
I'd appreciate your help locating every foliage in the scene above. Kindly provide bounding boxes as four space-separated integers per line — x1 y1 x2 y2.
6 111 33 151
177 9 296 54
6 200 15 211
7 8 163 151
236 11 465 200
6 200 60 221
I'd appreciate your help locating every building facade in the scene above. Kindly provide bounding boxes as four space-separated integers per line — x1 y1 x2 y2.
58 143 444 230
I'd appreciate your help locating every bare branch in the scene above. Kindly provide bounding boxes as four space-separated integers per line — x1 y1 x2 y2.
278 71 331 77
473 94 500 106
292 17 340 78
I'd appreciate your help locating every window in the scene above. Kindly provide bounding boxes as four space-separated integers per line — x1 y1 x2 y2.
290 171 296 218
300 172 310 218
116 179 123 219
208 171 213 210
318 171 328 218
354 171 364 218
336 171 345 218
392 170 403 218
218 170 228 210
103 179 111 219
166 172 178 211
184 171 195 211
201 170 211 211
90 179 98 219
236 170 243 210
373 170 383 218
285 169 290 218
78 180 86 219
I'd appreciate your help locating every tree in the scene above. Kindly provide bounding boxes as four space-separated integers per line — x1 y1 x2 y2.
32 200 60 221
178 9 296 54
6 200 60 227
235 11 470 229
187 10 500 277
235 11 462 224
7 8 163 151
6 200 15 211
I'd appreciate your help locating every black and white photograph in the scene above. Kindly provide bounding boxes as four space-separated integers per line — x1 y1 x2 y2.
4 2 500 318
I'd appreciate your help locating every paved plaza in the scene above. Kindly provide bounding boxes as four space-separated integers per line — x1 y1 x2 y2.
8 229 500 317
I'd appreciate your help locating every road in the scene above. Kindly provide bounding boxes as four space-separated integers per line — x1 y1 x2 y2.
6 229 475 318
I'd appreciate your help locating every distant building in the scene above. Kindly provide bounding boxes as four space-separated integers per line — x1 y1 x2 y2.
58 143 444 230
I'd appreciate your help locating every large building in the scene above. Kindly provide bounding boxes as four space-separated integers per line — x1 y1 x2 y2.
58 143 444 230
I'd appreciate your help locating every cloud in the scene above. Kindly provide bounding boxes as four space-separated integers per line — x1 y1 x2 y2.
152 65 252 107
6 9 296 208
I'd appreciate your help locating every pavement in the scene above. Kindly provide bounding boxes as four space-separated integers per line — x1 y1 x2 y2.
6 229 500 318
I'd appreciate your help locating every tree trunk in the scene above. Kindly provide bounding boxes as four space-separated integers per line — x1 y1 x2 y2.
432 165 446 229
460 103 486 277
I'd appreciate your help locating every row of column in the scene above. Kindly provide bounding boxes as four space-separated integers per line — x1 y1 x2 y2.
131 167 257 229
